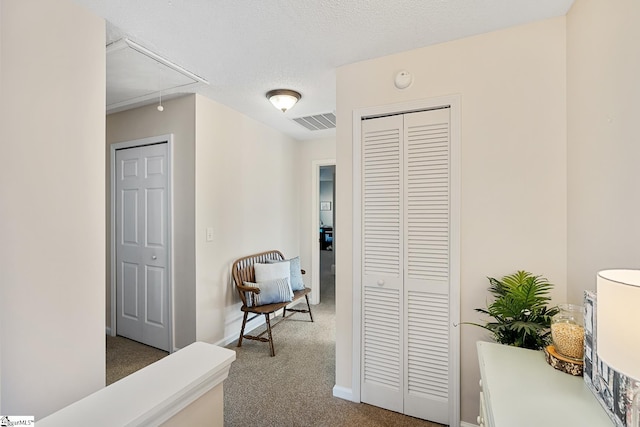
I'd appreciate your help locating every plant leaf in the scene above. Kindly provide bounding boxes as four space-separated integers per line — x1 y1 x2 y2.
469 270 558 350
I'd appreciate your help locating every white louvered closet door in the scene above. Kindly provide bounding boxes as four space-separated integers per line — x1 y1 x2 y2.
361 114 404 413
403 108 450 424
360 108 451 425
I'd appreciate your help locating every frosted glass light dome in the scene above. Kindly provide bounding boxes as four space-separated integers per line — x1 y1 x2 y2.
266 89 301 112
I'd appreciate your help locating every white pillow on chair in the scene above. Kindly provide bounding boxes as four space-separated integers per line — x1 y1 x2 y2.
254 261 293 299
267 256 305 291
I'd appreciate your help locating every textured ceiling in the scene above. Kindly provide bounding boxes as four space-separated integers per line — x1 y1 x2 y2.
73 0 575 141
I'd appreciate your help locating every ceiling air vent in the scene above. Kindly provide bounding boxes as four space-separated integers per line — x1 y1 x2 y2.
292 112 336 131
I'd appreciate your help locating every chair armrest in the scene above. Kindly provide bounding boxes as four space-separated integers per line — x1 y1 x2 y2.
237 284 261 294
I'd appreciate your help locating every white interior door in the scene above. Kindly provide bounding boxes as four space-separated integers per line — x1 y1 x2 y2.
115 143 170 351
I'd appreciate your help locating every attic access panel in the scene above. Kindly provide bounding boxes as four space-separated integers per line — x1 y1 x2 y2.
106 38 208 112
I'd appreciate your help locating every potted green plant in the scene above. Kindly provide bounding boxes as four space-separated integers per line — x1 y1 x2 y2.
471 270 560 350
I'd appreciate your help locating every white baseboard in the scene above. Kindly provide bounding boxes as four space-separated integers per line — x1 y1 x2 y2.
287 299 304 308
215 332 243 348
460 421 478 427
332 385 353 401
214 335 236 348
216 311 271 348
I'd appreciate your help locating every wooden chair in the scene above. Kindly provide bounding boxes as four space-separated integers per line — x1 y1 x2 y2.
232 250 313 356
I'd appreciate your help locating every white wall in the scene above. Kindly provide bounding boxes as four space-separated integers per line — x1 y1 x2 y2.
0 0 105 418
0 2 3 409
194 95 302 344
106 95 197 349
567 0 640 303
335 18 567 424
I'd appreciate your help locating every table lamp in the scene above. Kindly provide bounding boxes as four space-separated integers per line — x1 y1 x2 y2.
597 269 640 427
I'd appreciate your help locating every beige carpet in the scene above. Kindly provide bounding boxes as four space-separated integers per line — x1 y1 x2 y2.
106 335 168 385
223 249 445 427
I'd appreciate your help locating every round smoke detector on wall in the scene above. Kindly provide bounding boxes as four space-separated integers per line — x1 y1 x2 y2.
394 70 413 89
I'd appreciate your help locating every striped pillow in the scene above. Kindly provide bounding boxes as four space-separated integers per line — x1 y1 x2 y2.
243 278 293 307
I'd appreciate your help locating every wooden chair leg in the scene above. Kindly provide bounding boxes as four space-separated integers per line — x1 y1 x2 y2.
305 294 314 322
237 311 249 347
265 314 275 357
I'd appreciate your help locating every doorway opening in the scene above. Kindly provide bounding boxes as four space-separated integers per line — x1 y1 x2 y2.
310 160 335 305
319 165 335 304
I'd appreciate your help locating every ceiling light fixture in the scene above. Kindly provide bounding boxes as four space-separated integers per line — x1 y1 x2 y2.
266 89 301 113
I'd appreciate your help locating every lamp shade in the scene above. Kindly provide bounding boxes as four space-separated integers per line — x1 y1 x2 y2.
266 89 301 112
596 269 640 380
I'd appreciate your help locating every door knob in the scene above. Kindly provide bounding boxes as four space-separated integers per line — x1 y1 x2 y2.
151 255 157 260
377 280 384 286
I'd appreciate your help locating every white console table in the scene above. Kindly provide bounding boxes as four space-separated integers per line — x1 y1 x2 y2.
477 341 612 427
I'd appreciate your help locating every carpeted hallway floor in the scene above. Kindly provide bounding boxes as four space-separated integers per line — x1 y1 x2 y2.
106 335 168 386
223 249 443 427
